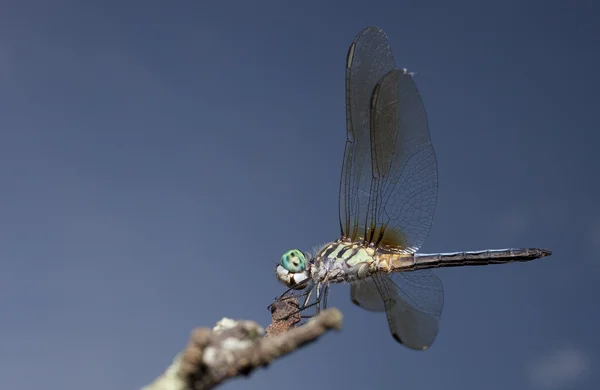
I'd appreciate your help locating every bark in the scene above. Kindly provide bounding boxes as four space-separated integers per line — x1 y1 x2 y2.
142 297 343 390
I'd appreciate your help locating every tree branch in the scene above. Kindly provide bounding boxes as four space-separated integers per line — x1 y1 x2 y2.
142 297 343 390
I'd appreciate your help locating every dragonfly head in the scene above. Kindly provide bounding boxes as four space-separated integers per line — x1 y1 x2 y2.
276 249 310 290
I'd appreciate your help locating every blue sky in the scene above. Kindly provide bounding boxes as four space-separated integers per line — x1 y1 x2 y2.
1 1 598 389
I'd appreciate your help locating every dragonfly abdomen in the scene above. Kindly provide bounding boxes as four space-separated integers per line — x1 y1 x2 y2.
409 248 552 270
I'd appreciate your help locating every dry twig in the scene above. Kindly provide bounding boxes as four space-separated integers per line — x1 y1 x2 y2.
142 298 342 390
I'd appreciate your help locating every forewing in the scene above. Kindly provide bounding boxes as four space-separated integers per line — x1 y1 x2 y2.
366 69 438 252
339 26 396 241
371 271 444 350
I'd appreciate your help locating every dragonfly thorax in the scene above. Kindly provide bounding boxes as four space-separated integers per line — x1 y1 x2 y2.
312 241 377 284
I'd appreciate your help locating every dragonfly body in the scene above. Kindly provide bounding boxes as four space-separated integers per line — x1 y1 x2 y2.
272 26 552 350
278 243 551 290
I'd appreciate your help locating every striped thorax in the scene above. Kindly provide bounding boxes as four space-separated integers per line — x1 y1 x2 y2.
275 240 416 289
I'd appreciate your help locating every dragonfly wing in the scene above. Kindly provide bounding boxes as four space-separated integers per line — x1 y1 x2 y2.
340 26 396 241
366 68 438 252
350 277 386 312
371 270 444 350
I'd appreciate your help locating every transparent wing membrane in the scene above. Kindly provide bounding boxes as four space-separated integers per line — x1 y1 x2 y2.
350 277 386 312
367 70 437 252
341 26 442 350
352 270 443 350
340 26 396 242
339 26 438 252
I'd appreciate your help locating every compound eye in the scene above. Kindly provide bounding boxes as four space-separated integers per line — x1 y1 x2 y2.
280 249 306 273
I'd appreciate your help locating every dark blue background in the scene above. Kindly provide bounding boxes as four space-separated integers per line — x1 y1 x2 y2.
1 1 597 389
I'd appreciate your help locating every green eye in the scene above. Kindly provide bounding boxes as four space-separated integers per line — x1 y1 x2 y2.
281 249 306 273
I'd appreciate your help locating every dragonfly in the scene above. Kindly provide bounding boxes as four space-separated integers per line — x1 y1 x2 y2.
271 26 552 351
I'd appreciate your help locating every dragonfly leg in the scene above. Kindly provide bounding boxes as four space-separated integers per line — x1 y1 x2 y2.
298 283 324 318
302 283 316 308
274 300 317 320
294 299 321 319
274 278 312 301
314 282 323 315
267 279 312 312
272 283 324 321
321 284 330 310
